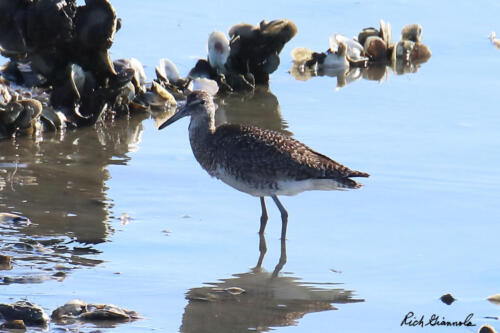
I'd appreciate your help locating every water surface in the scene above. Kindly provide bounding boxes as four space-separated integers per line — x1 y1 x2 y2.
1 0 500 332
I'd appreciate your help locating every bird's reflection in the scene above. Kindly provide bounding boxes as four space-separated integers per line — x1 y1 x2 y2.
181 235 363 333
0 109 167 285
214 87 292 136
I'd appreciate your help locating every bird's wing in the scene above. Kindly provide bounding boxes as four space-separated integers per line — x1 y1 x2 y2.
212 124 368 180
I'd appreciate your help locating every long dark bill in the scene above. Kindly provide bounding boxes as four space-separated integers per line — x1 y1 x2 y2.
158 104 188 130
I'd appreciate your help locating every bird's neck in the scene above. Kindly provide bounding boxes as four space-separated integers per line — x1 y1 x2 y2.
188 113 217 174
188 113 215 143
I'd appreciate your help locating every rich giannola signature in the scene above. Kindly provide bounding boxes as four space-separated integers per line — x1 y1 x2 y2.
401 311 476 327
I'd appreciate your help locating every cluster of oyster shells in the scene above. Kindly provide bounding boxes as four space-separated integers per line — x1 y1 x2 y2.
0 1 433 141
0 1 298 140
291 20 432 85
156 19 298 97
0 0 175 139
0 80 43 139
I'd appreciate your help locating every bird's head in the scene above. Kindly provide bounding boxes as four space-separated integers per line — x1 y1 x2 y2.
159 90 214 130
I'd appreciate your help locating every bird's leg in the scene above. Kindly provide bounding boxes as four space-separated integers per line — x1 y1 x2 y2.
271 195 288 240
255 232 267 270
272 237 287 278
259 196 268 235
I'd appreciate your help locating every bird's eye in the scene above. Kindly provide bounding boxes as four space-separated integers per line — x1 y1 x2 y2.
200 100 205 105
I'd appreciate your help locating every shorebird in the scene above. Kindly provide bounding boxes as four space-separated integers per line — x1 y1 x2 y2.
159 90 369 239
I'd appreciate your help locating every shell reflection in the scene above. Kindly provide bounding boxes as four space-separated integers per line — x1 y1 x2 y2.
291 20 431 88
0 110 170 285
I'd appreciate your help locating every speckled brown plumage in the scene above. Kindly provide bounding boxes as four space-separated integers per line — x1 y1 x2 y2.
191 123 368 191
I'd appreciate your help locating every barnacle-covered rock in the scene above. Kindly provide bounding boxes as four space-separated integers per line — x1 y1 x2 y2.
0 0 137 139
227 19 297 85
184 19 296 94
0 301 49 326
51 300 140 323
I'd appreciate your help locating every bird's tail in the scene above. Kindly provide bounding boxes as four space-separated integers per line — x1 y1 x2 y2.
348 170 370 178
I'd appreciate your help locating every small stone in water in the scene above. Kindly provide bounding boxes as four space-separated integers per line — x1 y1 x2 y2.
440 293 456 305
0 301 49 325
120 213 132 225
81 304 140 321
0 213 30 225
51 299 86 320
52 271 66 281
51 300 139 322
0 254 12 267
0 319 27 330
487 294 500 305
479 324 497 333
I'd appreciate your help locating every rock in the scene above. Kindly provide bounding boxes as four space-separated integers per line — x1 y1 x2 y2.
440 293 456 305
0 319 27 330
0 301 49 326
80 304 138 321
487 294 500 305
0 254 12 270
0 213 30 225
51 300 140 323
479 324 497 333
51 299 86 320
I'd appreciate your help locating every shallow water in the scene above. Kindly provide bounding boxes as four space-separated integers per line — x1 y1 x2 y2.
1 0 500 332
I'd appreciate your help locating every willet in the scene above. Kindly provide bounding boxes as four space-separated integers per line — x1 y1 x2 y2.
159 90 369 239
